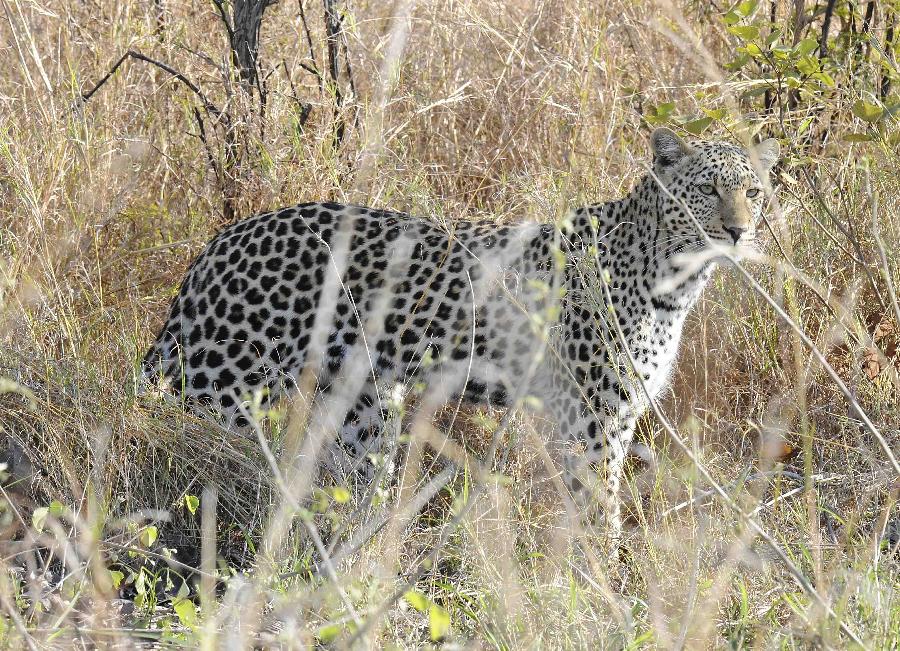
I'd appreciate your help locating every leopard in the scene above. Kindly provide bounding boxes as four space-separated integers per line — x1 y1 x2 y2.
141 127 779 534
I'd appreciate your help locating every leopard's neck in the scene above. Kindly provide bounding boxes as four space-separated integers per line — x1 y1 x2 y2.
570 176 715 310
556 177 716 367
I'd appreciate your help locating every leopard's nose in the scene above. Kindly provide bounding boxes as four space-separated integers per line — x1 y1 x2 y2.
724 226 746 244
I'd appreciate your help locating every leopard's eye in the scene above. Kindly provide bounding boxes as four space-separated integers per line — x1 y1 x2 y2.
746 188 761 198
698 184 716 196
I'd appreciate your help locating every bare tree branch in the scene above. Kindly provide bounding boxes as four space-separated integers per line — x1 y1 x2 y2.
80 49 221 118
231 0 276 90
820 0 837 57
323 0 357 148
297 0 322 91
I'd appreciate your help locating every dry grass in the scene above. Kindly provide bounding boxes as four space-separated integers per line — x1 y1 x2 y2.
1 0 898 648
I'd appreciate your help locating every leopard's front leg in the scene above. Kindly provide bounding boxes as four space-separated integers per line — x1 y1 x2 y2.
550 389 637 538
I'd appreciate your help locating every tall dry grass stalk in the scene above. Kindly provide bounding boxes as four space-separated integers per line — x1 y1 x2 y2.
0 0 898 648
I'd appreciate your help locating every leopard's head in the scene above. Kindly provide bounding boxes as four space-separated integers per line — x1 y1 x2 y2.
648 127 779 257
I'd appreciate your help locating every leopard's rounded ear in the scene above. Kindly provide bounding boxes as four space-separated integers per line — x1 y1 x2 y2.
753 138 780 172
651 127 691 168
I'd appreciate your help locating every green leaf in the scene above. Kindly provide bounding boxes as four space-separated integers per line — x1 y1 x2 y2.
744 43 763 57
797 116 814 136
795 56 820 75
140 525 158 547
32 507 48 532
793 37 818 57
725 54 750 71
109 570 125 589
471 411 500 431
329 486 351 504
683 117 713 135
525 278 550 294
702 108 727 120
740 86 768 100
843 133 873 142
184 494 200 515
736 0 759 16
404 589 429 612
173 596 198 628
46 628 66 642
135 568 148 595
655 101 676 117
723 10 740 25
851 99 883 123
812 71 835 87
739 579 750 618
645 102 675 125
428 604 451 641
727 25 759 41
32 501 64 531
316 623 343 642
310 490 329 513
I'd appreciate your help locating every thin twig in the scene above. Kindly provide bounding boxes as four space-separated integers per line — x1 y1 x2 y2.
80 50 220 118
801 166 888 309
297 0 323 91
864 166 900 334
298 61 324 83
662 470 835 517
211 0 235 43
